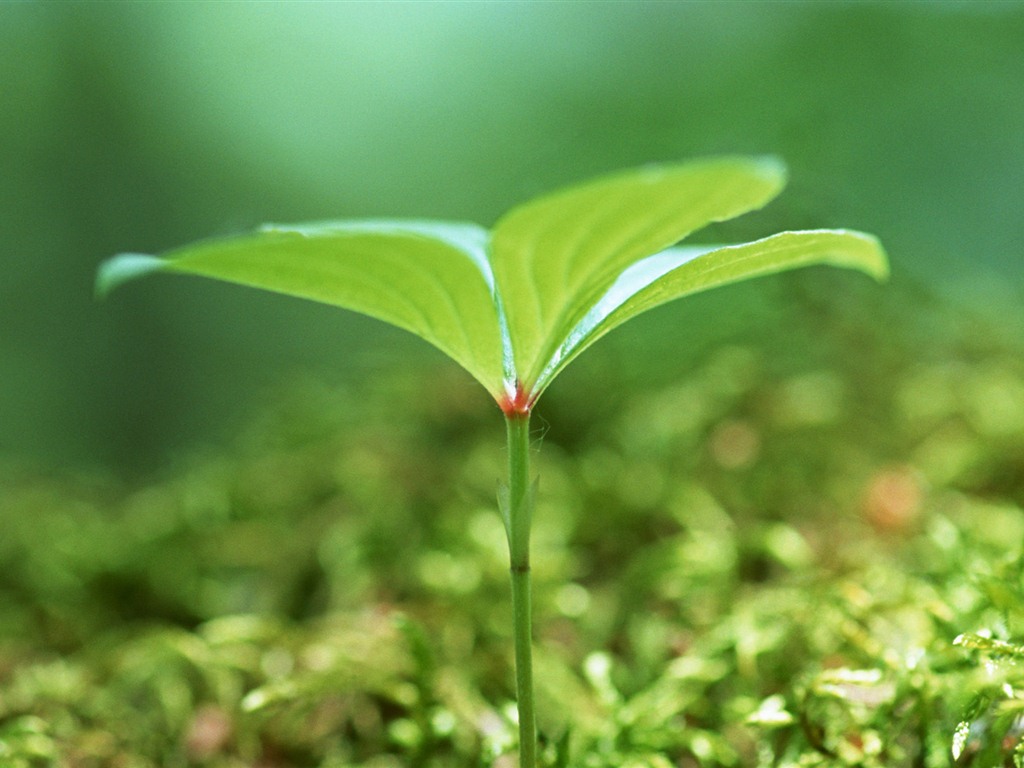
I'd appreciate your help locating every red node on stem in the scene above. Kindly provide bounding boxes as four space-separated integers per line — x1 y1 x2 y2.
498 381 534 419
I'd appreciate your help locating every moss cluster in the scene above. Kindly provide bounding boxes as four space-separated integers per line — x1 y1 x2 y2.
3 294 1024 767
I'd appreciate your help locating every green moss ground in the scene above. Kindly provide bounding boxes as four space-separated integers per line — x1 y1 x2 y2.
3 284 1024 767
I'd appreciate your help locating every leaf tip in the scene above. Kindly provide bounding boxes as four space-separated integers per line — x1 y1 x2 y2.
95 253 166 299
815 228 891 283
871 244 891 283
755 154 788 184
852 231 891 283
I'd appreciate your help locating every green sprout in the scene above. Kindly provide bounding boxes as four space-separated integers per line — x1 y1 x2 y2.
97 156 887 767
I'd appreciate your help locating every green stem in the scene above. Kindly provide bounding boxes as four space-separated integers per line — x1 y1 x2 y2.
504 414 536 768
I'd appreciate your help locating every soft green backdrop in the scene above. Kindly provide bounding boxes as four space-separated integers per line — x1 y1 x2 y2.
2 2 1022 473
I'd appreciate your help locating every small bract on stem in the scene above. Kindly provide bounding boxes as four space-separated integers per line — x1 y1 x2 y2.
97 156 888 767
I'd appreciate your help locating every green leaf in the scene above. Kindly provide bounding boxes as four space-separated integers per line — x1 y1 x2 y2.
97 157 889 412
489 156 787 391
98 221 508 397
95 254 166 297
531 229 888 393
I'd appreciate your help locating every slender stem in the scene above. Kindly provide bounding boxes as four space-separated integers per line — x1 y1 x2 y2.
504 413 536 768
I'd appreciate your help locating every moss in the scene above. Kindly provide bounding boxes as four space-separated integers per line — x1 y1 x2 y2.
3 302 1024 766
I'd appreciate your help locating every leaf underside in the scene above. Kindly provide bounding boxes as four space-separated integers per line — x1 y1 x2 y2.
490 156 788 389
96 157 889 407
531 229 889 393
99 223 508 395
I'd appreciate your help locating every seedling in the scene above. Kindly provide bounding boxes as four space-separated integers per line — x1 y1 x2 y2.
98 156 887 767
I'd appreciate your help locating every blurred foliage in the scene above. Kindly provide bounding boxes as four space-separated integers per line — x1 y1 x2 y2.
3 283 1024 766
3 3 1024 766
2 2 1024 470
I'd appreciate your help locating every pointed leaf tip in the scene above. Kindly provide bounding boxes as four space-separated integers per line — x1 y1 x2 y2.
858 232 890 282
748 154 787 184
95 253 166 298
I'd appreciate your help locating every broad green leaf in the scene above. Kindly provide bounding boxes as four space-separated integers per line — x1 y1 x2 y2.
490 156 787 391
531 229 888 394
97 157 889 414
98 221 508 397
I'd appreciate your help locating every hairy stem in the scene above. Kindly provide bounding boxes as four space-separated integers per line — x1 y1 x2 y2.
504 414 536 768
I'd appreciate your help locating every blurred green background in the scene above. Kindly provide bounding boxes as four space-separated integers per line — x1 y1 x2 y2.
3 1 1023 475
